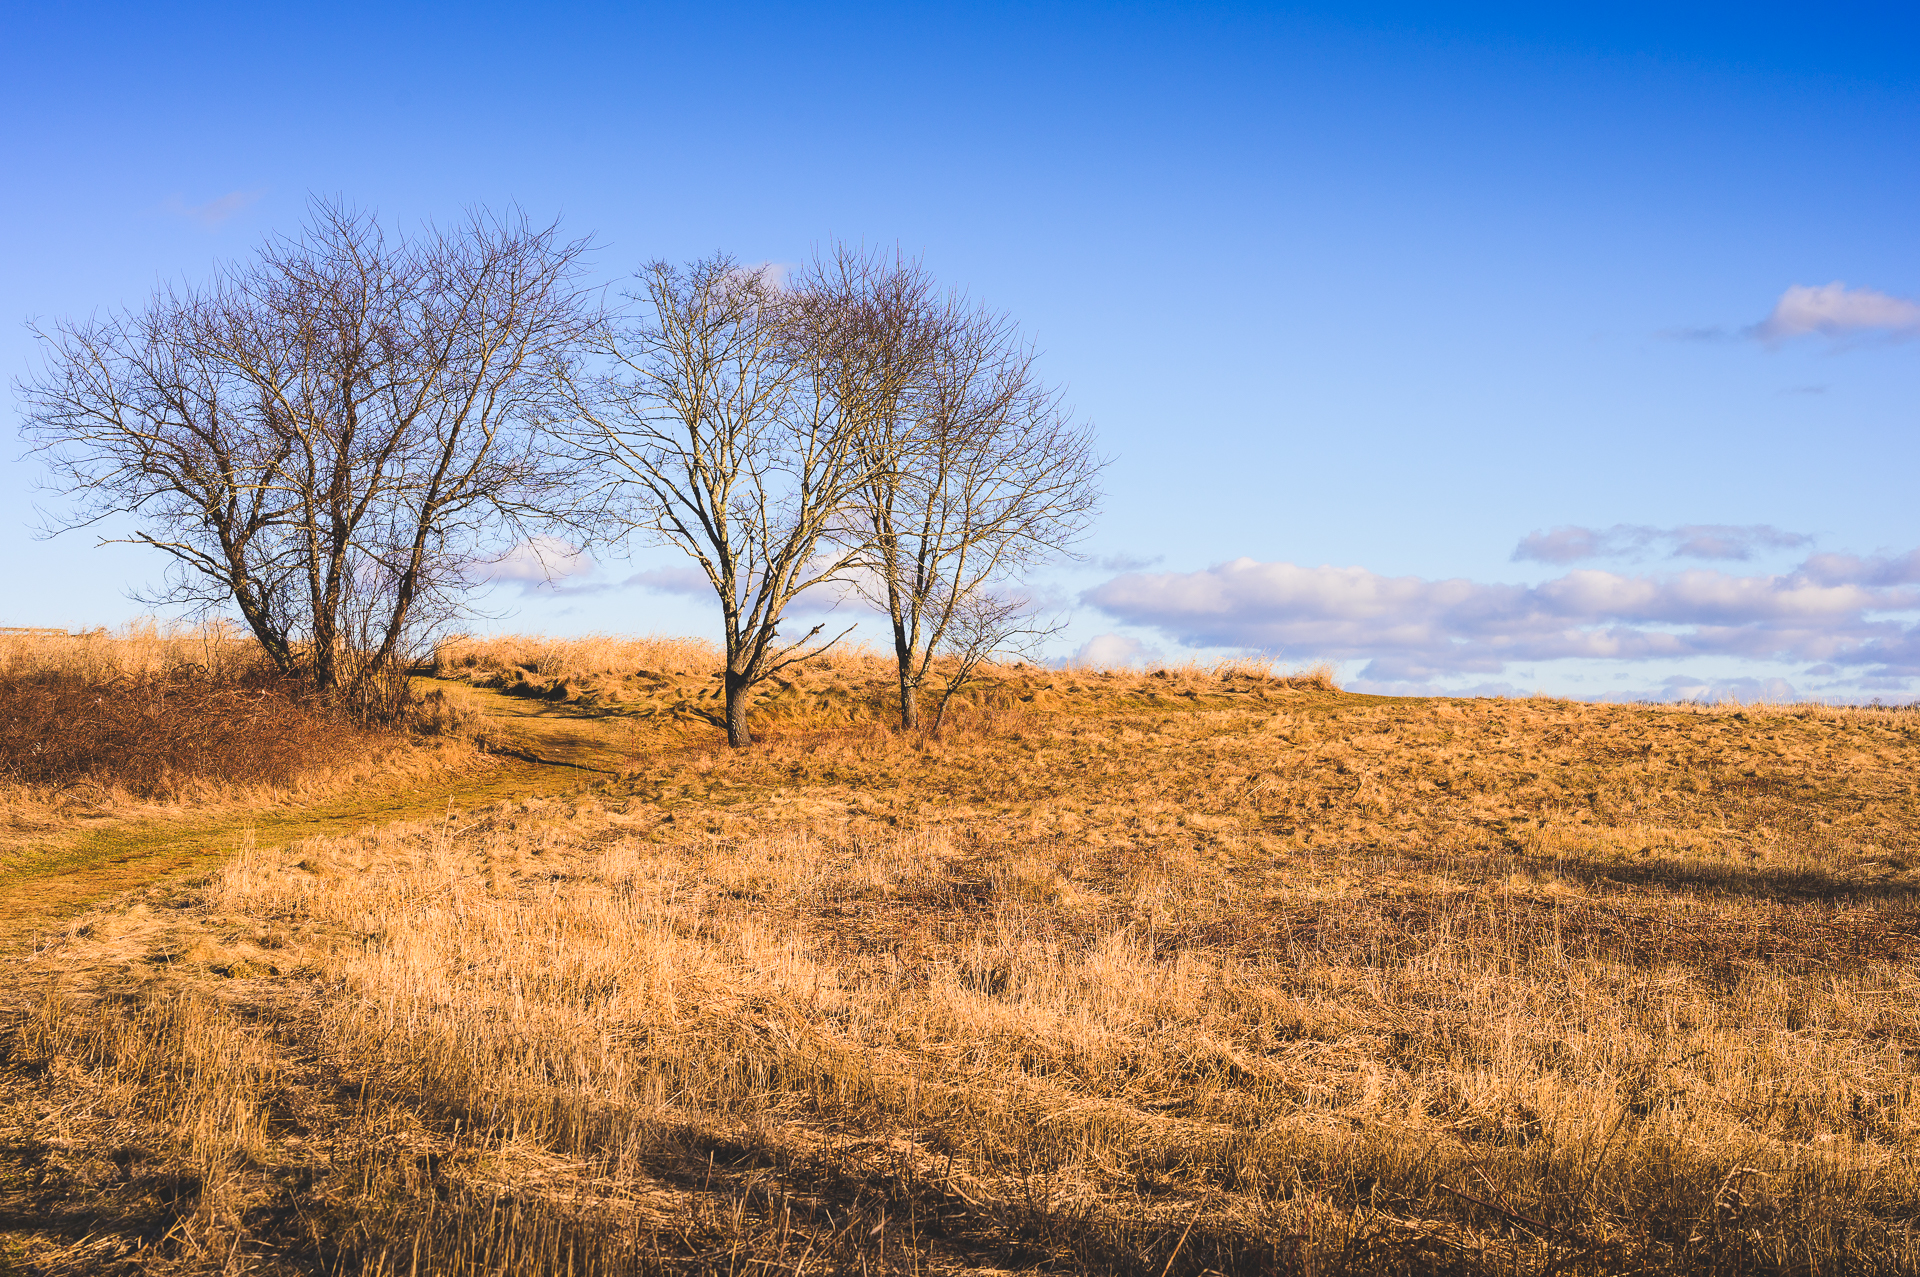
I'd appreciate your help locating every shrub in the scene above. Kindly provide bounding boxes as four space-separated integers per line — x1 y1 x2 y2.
0 669 370 798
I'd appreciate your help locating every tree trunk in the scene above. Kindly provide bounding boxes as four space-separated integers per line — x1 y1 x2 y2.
312 615 339 692
890 606 919 730
897 666 921 731
724 669 755 747
929 681 959 738
228 581 295 676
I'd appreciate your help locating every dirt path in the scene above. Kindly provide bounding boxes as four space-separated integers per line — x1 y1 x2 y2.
0 679 667 949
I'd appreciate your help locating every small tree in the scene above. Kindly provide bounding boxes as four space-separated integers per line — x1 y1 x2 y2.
923 587 1062 737
574 257 873 746
796 247 1102 731
18 202 593 706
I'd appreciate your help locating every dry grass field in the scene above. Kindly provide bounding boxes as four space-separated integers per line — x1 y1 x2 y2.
3 634 1919 1275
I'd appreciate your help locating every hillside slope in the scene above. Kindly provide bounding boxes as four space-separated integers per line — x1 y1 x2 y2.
5 661 1918 1275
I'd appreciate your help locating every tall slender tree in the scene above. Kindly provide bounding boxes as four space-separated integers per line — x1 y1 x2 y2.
796 247 1103 731
574 257 872 746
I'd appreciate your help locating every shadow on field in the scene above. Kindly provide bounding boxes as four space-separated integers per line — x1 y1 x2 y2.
1161 850 1920 983
1556 855 1920 905
1419 849 1920 905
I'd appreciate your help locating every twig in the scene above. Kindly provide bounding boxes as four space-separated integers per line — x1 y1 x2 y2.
1159 1194 1211 1277
1435 1181 1594 1248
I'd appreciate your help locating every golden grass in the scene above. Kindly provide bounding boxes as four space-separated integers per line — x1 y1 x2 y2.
1059 650 1340 691
431 631 1342 730
6 647 1920 1274
435 631 726 681
0 618 267 683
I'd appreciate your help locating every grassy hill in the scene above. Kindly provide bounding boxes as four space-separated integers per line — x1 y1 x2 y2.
4 634 1918 1275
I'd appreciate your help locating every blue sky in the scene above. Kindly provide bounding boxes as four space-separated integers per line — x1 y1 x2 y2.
4 2 1916 698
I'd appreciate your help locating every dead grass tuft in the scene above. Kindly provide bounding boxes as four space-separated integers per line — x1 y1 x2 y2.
430 633 1342 738
0 672 377 800
0 623 481 837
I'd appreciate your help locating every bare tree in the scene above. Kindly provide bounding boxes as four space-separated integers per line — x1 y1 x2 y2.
796 247 1102 731
574 257 874 746
18 203 593 706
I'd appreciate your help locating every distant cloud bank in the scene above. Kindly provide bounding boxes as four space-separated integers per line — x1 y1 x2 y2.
1668 281 1920 346
1070 633 1161 667
1752 281 1920 342
1083 550 1920 691
472 537 595 591
1512 523 1811 564
621 566 710 596
160 189 263 229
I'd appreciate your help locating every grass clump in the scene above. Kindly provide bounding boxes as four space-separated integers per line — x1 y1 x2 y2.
430 630 1342 733
434 631 726 682
0 671 374 799
0 619 262 684
0 623 482 839
0 622 379 802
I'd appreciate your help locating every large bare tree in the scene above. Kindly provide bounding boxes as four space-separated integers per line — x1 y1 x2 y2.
18 203 593 704
797 248 1102 731
574 256 874 746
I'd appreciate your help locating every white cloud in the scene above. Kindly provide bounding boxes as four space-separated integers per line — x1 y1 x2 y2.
1084 553 1920 688
1067 633 1161 668
1512 526 1608 563
1513 523 1811 564
1345 677 1528 698
619 566 880 621
1752 281 1920 342
621 566 710 596
473 537 594 589
1797 549 1920 588
785 574 882 618
160 189 263 229
722 260 793 292
1634 674 1801 704
1095 552 1164 571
